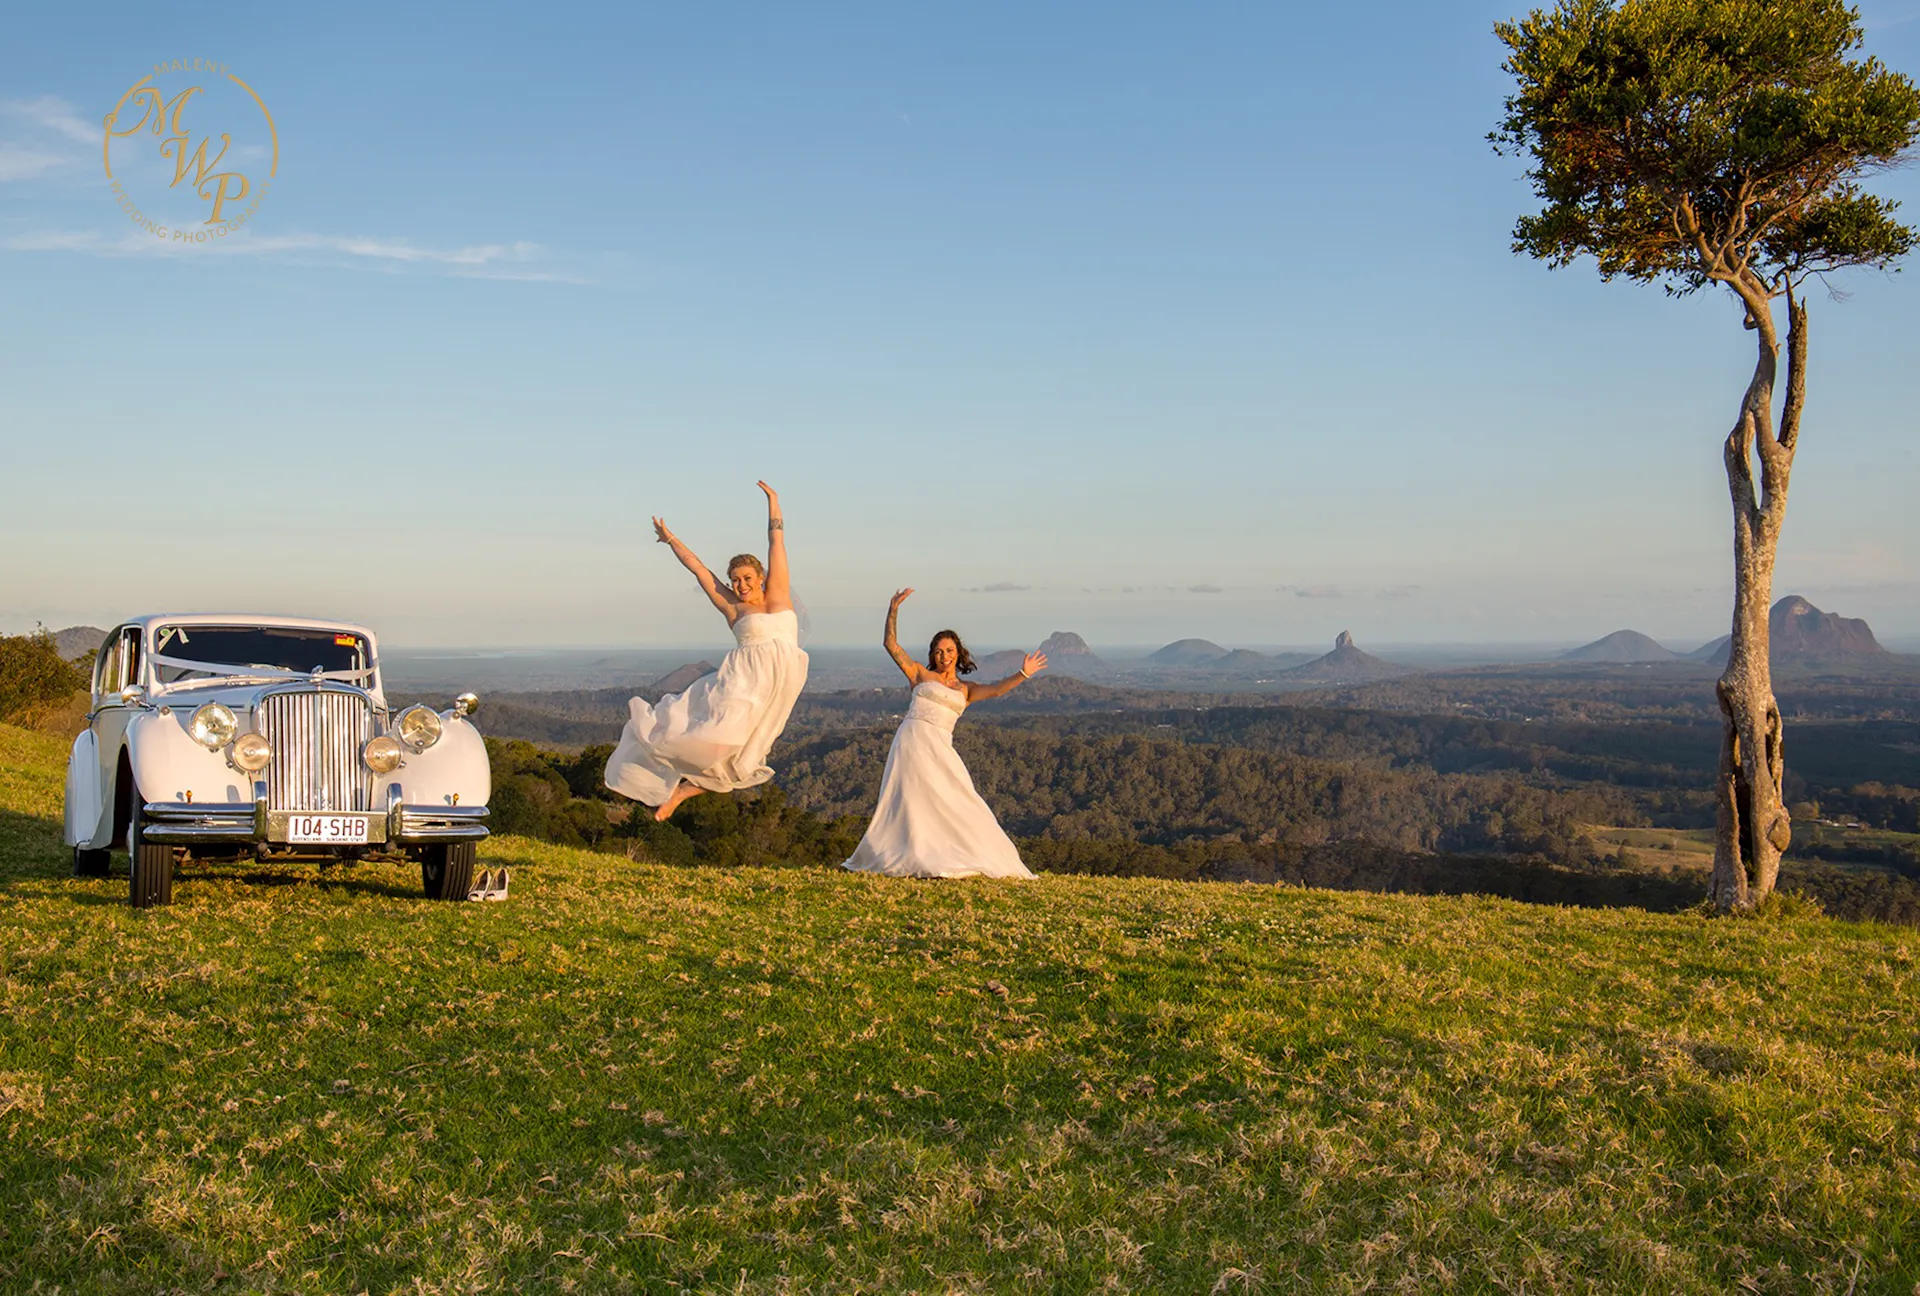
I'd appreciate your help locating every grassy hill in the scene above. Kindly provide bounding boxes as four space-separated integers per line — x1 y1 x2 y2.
2 722 1918 1291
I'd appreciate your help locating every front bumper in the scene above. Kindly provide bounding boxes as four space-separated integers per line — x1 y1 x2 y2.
140 784 489 846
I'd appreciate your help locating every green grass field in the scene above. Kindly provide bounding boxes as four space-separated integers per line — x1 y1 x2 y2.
3 722 1918 1293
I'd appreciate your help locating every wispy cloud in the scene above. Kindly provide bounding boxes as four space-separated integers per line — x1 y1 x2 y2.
0 144 71 182
1188 583 1224 594
3 95 97 145
0 96 94 183
968 581 1032 593
1291 585 1344 599
3 227 592 282
1377 584 1420 599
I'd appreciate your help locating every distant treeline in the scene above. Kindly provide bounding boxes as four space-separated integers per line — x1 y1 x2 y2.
0 630 90 730
424 668 1920 838
774 725 1638 861
483 739 1920 928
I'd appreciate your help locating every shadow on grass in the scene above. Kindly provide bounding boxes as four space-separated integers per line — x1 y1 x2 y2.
0 806 428 905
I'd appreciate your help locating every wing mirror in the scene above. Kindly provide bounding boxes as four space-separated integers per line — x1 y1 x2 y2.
120 685 147 707
452 692 480 718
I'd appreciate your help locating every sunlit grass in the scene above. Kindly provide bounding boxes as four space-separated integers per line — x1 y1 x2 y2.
3 723 1918 1292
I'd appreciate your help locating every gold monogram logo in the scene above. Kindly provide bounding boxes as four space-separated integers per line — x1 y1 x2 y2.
104 60 278 244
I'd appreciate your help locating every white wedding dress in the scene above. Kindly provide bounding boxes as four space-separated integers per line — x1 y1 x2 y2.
603 609 809 805
842 680 1034 879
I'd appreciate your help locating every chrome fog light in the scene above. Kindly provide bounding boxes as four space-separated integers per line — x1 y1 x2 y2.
230 731 274 772
363 735 404 774
395 704 443 751
189 702 238 749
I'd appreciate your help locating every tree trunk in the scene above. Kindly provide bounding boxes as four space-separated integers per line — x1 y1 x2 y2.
1709 299 1802 910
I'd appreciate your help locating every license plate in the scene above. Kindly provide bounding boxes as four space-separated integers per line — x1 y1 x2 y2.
286 814 370 845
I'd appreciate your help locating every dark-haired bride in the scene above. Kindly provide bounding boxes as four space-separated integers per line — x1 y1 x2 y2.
842 588 1046 878
604 481 808 821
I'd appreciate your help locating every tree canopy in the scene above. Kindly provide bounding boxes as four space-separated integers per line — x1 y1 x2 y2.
1492 0 1920 303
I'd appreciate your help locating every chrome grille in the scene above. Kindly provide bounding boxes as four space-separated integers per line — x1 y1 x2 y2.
258 690 374 813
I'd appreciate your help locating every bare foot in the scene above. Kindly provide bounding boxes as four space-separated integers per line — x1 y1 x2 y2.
653 782 705 821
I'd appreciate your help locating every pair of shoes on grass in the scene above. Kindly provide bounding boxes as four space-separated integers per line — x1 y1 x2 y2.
467 867 510 902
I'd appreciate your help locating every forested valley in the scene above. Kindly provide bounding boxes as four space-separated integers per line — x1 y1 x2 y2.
451 662 1920 925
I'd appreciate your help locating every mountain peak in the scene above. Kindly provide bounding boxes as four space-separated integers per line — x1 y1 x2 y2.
1769 595 1884 656
1281 631 1410 683
1149 638 1230 665
1564 630 1677 663
1038 630 1096 657
1693 596 1885 664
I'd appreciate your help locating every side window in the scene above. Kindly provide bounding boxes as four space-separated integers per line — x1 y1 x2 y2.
95 632 125 699
122 628 143 691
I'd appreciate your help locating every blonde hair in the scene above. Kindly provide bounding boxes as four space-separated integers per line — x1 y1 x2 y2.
726 554 766 583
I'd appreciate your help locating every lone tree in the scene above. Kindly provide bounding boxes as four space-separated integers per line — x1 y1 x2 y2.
1492 0 1920 909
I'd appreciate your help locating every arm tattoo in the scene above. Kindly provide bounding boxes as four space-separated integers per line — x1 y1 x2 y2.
767 518 784 531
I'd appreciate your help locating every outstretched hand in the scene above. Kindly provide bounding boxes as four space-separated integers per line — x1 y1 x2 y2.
652 517 677 545
1021 651 1048 678
757 480 780 508
890 588 914 609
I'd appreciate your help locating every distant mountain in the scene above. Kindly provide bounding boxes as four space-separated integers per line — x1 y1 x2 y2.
971 649 1028 678
1038 630 1099 661
1150 638 1230 666
1692 596 1886 665
1563 630 1678 663
1772 595 1885 656
647 661 717 695
54 626 108 661
1279 631 1413 684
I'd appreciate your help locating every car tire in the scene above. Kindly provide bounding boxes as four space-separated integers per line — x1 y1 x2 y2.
420 842 477 902
73 846 112 877
128 812 174 909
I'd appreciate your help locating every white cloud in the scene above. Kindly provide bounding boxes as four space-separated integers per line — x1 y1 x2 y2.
3 95 97 145
3 227 592 282
0 144 71 182
0 96 95 183
968 581 1032 593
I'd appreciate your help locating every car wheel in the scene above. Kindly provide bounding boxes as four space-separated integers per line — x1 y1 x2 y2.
73 846 111 877
420 842 477 902
128 811 174 909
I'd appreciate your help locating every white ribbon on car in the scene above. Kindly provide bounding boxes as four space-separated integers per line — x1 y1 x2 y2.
149 653 377 684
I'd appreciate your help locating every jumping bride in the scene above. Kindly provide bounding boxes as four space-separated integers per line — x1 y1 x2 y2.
842 588 1046 879
603 481 809 821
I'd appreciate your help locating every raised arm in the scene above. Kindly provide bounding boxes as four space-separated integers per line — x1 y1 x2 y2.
964 651 1047 704
654 517 734 618
758 481 792 611
882 588 925 685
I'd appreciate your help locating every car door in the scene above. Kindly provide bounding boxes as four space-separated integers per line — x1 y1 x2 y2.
87 626 141 845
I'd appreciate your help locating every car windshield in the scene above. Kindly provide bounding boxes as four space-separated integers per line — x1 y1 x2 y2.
153 625 370 683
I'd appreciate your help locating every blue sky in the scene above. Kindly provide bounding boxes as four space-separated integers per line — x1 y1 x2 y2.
4 2 1917 651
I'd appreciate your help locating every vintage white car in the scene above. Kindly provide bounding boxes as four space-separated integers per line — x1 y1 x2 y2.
64 614 492 908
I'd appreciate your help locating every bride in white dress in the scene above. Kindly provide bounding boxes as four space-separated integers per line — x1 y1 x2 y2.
843 589 1047 879
603 482 809 821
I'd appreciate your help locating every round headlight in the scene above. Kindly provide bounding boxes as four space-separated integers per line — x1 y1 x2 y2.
189 702 238 750
363 735 404 774
231 731 274 773
396 704 443 752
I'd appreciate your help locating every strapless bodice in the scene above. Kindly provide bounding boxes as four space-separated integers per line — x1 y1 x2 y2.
732 609 800 647
905 680 966 733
